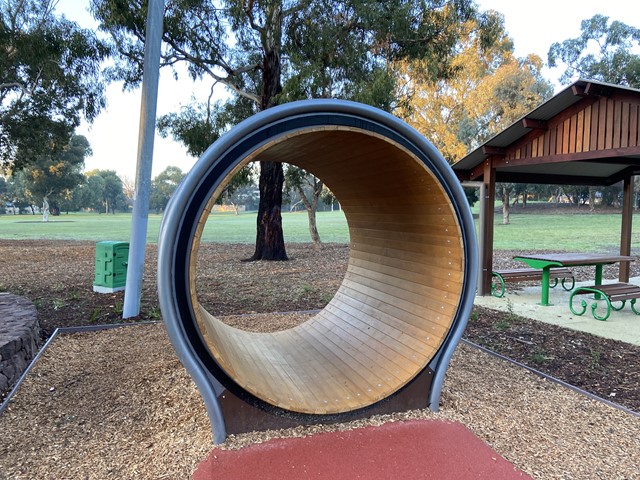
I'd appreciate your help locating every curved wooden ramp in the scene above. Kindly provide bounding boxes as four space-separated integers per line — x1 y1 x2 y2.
157 100 477 442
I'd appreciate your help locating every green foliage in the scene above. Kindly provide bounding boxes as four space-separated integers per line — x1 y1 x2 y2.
91 0 483 258
548 14 640 87
85 169 126 214
0 0 109 171
94 0 483 146
6 134 90 213
73 174 106 212
149 166 185 213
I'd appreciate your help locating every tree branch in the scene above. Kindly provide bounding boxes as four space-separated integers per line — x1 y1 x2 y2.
244 0 264 34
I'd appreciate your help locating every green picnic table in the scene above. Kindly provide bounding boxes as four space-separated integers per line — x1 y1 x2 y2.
513 253 636 306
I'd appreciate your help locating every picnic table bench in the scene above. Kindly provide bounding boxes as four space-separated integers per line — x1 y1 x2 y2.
491 267 575 298
569 282 640 321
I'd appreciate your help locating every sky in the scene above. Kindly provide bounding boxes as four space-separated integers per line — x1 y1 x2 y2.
54 0 640 181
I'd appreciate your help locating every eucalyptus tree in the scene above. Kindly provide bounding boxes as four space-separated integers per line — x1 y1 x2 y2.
0 0 109 172
85 169 126 214
17 134 90 219
548 14 640 88
91 0 481 259
149 165 185 213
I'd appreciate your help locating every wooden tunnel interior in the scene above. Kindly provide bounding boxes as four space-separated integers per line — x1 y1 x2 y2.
190 126 466 415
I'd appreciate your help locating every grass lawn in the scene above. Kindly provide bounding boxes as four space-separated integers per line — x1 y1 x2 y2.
1 209 639 253
0 210 350 244
491 212 640 253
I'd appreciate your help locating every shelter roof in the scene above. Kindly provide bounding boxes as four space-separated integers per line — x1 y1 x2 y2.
452 79 640 186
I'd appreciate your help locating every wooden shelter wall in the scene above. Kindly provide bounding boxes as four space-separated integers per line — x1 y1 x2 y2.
508 95 640 162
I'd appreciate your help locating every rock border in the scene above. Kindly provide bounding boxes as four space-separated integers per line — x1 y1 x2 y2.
0 293 39 395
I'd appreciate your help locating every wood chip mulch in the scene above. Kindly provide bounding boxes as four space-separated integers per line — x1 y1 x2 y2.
1 322 639 480
2 239 640 479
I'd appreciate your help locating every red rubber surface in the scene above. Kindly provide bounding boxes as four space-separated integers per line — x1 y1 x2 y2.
193 419 532 480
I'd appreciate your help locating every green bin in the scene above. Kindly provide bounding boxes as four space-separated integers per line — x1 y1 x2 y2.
93 241 129 293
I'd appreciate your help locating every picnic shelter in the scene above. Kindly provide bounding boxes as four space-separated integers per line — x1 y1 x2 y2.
452 79 640 296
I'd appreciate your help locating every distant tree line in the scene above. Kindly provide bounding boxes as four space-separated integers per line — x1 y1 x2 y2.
2 1 640 237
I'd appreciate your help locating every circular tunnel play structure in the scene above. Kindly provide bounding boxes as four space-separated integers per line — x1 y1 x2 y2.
157 100 477 443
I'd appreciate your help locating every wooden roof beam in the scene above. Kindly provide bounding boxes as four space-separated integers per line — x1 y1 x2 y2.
522 118 547 130
572 84 588 97
482 146 505 156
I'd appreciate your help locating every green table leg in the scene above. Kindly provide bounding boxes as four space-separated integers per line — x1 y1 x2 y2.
594 265 603 300
540 267 551 306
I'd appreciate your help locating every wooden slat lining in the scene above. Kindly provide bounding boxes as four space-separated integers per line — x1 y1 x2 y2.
349 242 464 284
251 327 367 412
328 293 442 352
274 329 351 412
199 292 447 413
199 307 239 377
341 276 456 329
302 314 410 388
347 263 461 309
252 334 322 410
343 201 455 214
350 235 463 273
336 284 451 337
343 271 459 323
248 334 314 409
334 180 442 202
278 340 329 409
232 335 294 406
338 190 448 204
288 323 407 411
349 226 462 250
349 248 462 283
311 309 425 385
225 331 277 397
278 328 368 412
346 211 459 228
289 326 383 408
349 254 462 293
349 226 462 248
325 159 432 185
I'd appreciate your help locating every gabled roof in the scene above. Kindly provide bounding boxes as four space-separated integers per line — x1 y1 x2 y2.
452 79 640 186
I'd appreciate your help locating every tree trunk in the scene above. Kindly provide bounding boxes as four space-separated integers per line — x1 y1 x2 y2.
296 178 323 248
42 197 49 222
248 6 287 261
248 162 288 261
502 186 510 225
306 208 321 247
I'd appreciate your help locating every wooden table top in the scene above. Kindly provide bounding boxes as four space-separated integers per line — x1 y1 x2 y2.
514 253 636 267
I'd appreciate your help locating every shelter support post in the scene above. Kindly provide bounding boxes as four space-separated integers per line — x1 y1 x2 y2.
461 181 486 296
480 158 496 295
620 175 634 282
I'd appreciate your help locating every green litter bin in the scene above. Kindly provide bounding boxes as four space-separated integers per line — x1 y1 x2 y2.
93 241 129 293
